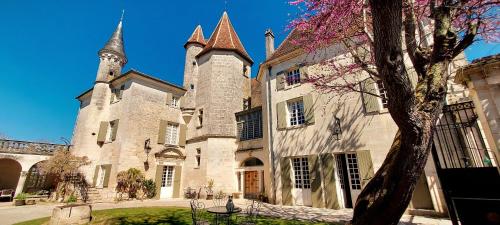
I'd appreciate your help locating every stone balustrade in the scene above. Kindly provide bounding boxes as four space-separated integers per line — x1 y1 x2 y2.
0 139 67 155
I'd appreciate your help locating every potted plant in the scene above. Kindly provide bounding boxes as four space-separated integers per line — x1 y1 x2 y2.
14 193 27 206
205 179 214 200
259 191 269 203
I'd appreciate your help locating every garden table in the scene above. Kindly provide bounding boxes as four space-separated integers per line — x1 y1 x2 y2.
206 206 242 225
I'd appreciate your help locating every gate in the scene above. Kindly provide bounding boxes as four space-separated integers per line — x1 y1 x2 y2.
431 101 500 225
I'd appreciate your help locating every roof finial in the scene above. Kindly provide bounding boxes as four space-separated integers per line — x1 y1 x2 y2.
120 9 125 22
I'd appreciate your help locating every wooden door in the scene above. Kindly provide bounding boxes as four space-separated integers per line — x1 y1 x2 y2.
244 171 259 199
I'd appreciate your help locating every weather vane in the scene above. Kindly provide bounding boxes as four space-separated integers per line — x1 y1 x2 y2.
224 0 228 11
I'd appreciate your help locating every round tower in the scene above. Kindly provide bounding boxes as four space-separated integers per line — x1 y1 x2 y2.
182 25 206 111
95 20 127 83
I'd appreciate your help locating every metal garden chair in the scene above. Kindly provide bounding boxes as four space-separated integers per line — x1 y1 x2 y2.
190 199 210 225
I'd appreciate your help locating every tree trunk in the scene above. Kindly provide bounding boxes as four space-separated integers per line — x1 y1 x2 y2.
348 0 452 225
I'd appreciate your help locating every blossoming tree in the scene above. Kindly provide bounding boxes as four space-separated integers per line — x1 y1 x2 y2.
290 0 498 224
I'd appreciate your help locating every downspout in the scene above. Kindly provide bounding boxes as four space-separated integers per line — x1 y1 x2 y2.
266 66 277 203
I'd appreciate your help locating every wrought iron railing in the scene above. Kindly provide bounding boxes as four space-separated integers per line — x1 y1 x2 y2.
433 101 497 169
0 139 66 155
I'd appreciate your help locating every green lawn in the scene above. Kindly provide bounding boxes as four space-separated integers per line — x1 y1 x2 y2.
15 207 335 225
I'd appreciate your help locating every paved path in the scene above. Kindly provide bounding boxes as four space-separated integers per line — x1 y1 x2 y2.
0 199 452 225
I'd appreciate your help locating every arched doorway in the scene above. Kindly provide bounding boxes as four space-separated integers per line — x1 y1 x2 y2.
238 157 264 199
0 158 22 200
23 161 57 194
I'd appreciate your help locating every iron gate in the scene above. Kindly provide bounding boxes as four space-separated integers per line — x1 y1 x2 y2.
431 101 500 225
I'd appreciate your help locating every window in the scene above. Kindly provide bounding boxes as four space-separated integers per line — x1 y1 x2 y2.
111 85 125 103
197 109 203 127
288 99 305 126
165 123 179 145
190 84 195 90
171 96 180 108
335 154 346 189
195 148 201 167
106 120 117 142
161 166 174 187
292 157 311 189
376 80 388 109
286 69 301 86
237 110 262 141
346 153 361 190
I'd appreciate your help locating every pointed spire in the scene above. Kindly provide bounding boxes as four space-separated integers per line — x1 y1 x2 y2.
197 11 253 64
99 15 127 64
184 25 206 48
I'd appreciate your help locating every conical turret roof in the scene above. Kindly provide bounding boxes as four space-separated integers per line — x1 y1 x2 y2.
197 12 253 64
99 20 127 64
184 25 206 48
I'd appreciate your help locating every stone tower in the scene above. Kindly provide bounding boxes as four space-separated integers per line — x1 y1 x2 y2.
182 11 253 192
71 18 127 180
182 25 206 111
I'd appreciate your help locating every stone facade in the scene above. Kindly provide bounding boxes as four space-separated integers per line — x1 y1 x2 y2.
455 54 500 164
257 31 468 215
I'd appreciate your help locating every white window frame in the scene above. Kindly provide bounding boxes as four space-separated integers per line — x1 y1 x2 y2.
375 80 389 109
346 153 362 190
292 157 311 189
287 99 305 127
171 96 180 108
165 123 179 145
286 68 301 87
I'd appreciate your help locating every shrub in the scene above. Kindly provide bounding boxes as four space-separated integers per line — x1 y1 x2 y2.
14 193 28 200
66 194 77 203
115 168 145 199
142 179 156 199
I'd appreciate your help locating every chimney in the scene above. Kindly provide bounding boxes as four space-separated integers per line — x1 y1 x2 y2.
265 29 275 59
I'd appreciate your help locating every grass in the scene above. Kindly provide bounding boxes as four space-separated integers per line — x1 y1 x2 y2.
14 207 335 225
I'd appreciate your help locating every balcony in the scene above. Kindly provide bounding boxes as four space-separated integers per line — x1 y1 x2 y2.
0 139 66 156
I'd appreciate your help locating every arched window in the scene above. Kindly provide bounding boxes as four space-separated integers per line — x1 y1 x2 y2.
241 157 264 167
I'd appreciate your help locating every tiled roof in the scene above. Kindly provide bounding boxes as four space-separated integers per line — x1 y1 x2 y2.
99 20 127 64
197 12 253 64
184 25 206 48
265 28 303 63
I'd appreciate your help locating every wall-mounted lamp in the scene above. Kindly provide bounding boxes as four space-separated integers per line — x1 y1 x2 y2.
144 138 152 170
333 116 342 141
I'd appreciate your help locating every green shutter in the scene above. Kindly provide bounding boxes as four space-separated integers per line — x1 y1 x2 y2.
97 121 108 143
172 166 182 198
280 157 293 205
308 155 324 208
111 120 119 141
155 165 164 199
276 72 285 91
166 93 173 105
357 150 374 188
102 164 112 188
361 79 379 113
320 154 340 209
178 124 187 146
93 165 100 187
277 101 287 130
157 120 167 144
303 94 315 125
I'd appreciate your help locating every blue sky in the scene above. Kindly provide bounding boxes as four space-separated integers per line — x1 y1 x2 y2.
0 1 498 143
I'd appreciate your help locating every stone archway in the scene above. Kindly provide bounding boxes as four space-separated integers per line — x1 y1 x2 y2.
23 161 57 194
0 158 22 192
